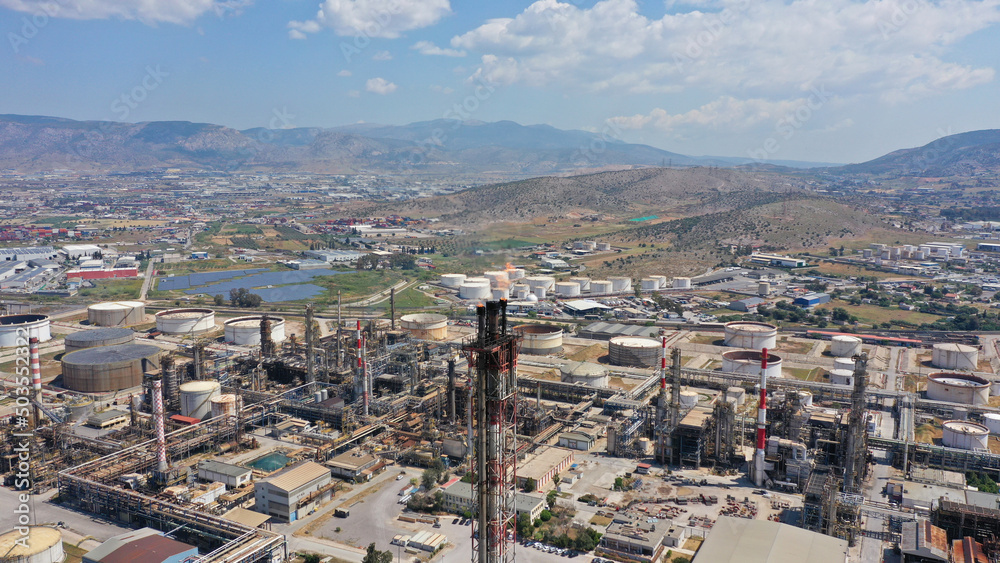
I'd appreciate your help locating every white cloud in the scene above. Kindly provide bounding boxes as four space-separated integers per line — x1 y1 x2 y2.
347 90 361 97
451 0 1000 101
288 0 450 39
609 96 817 132
337 69 352 77
372 50 393 61
411 40 466 57
289 29 307 40
0 0 250 24
365 77 397 94
430 84 454 94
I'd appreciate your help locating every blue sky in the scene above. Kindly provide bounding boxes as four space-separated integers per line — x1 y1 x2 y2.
2 0 999 163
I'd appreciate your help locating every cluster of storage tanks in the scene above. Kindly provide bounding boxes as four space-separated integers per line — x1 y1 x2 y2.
178 379 232 419
439 269 689 300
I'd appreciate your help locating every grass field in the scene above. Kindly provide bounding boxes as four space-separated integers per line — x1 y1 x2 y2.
812 262 923 281
79 279 142 300
370 286 436 311
785 367 824 381
815 302 942 325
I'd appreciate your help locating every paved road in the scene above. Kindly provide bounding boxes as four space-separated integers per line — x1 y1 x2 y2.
0 488 132 544
139 260 156 300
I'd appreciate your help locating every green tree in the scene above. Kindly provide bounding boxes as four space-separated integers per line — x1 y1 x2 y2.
361 543 392 563
524 477 536 493
517 513 534 538
422 467 439 491
213 294 225 306
540 509 552 522
303 554 321 563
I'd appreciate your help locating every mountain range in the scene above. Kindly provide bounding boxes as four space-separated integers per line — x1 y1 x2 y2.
0 113 997 178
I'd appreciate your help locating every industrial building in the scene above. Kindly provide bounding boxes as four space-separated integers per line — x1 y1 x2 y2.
440 480 546 522
693 516 849 563
198 459 253 489
83 528 198 563
326 449 380 481
253 460 333 522
515 446 574 490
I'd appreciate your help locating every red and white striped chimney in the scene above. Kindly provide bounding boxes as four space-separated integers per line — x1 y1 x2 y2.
153 378 167 472
29 336 41 393
754 347 768 487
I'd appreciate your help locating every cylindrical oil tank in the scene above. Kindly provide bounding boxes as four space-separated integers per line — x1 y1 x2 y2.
953 407 969 421
210 394 240 419
983 413 1000 434
399 313 448 340
591 280 613 294
932 343 979 371
833 357 856 371
570 277 591 291
830 335 863 358
484 271 509 288
0 527 63 563
0 314 51 347
526 276 556 291
828 369 855 386
608 336 661 368
459 280 491 300
492 287 510 300
67 397 94 421
554 282 580 297
180 380 222 419
990 377 1000 396
64 327 135 352
679 390 699 407
637 438 651 455
61 344 161 393
609 276 632 293
942 420 990 450
757 282 771 296
511 284 530 299
651 275 668 289
514 324 563 355
314 391 323 403
560 361 609 387
156 308 216 335
596 242 611 251
721 350 783 378
797 391 813 408
723 321 778 349
533 286 547 299
87 301 145 327
439 273 466 288
321 389 329 401
640 278 659 291
926 372 991 405
224 315 286 345
508 268 526 281
672 277 692 289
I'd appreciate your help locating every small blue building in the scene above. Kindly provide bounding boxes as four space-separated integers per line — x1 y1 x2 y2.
794 292 831 308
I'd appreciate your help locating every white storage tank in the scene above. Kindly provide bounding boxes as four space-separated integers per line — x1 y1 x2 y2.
210 393 240 419
828 369 854 386
459 280 491 300
508 268 526 281
797 391 813 408
533 286 547 299
560 361 609 387
224 315 286 345
400 313 449 340
596 242 611 251
834 357 856 372
723 321 778 349
514 324 563 355
554 282 581 297
608 336 661 368
640 278 659 291
830 335 863 358
570 277 591 291
926 372 991 405
990 377 1000 396
526 276 556 291
492 287 510 300
180 380 222 419
942 420 989 450
672 277 692 289
0 527 63 563
609 276 632 293
679 390 699 408
757 282 771 296
439 273 466 288
983 413 1000 434
484 271 509 288
722 350 782 378
88 301 146 326
156 308 216 335
591 280 613 294
0 314 51 347
511 284 531 299
651 275 668 289
932 343 979 371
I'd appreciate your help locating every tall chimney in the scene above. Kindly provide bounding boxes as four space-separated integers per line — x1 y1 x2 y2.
447 356 457 424
754 347 769 487
153 377 167 472
29 336 41 426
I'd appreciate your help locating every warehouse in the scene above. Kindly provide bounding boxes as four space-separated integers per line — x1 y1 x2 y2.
83 528 198 563
600 520 668 563
900 520 948 562
326 449 380 482
515 445 575 490
253 461 333 522
794 292 831 307
198 459 253 489
579 321 660 341
440 480 545 522
558 430 597 451
692 516 849 563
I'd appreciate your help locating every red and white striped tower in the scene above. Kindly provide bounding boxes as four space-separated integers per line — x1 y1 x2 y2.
29 336 42 426
754 347 769 487
152 377 167 472
363 332 369 417
656 336 668 465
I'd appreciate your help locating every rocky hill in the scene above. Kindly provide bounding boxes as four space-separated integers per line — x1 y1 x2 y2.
827 129 1000 177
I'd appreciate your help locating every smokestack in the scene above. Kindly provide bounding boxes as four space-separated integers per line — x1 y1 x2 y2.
29 336 41 426
390 287 396 330
447 356 457 424
357 320 368 417
305 303 315 383
153 377 167 472
754 347 768 487
466 374 473 463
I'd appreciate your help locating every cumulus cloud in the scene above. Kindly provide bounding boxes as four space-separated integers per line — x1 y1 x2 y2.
289 0 450 39
0 0 250 24
372 50 393 60
608 96 817 132
365 77 397 94
411 40 466 57
337 69 352 77
451 0 1000 101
